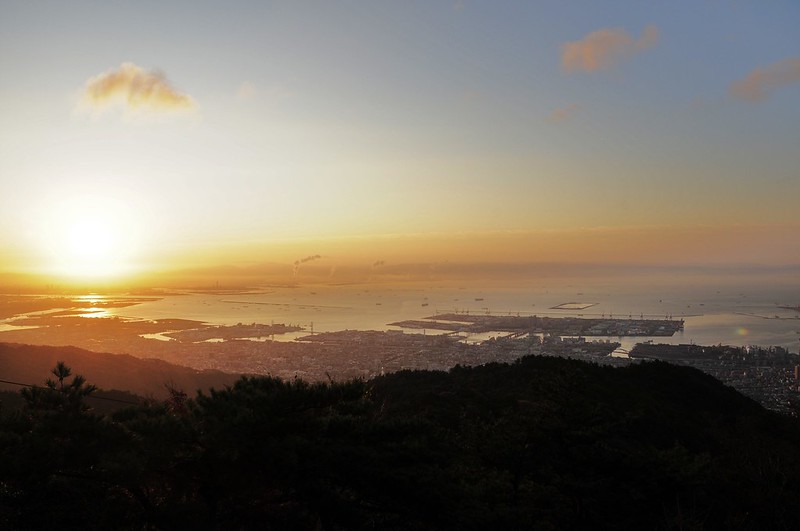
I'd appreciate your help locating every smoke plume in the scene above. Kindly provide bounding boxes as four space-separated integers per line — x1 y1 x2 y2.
293 254 322 276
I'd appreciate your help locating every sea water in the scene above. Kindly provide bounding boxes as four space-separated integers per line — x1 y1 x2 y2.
105 275 800 352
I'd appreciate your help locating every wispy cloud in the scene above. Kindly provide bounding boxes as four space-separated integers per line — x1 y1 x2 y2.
730 57 800 102
236 83 295 106
82 62 195 113
236 81 257 100
547 103 580 124
561 25 659 73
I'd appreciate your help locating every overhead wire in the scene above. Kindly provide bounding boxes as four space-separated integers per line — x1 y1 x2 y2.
0 377 143 406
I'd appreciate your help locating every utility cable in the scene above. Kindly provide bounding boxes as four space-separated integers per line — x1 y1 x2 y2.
0 377 143 405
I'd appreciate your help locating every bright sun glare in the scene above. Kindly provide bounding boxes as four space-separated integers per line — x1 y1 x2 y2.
39 197 141 281
68 216 114 259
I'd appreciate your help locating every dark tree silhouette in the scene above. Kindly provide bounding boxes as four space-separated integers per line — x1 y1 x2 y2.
4 356 800 530
21 361 97 414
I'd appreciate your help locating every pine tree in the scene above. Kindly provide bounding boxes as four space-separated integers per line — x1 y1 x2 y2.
21 361 97 415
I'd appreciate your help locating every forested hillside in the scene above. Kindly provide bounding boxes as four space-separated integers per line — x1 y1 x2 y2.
2 355 800 530
0 343 238 398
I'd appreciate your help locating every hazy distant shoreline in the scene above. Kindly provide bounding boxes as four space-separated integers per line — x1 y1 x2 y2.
2 276 799 353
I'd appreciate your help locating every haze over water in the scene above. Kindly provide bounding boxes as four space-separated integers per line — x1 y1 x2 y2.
104 274 800 354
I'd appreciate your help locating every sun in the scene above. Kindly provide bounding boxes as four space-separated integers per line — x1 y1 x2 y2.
39 196 142 281
68 216 115 260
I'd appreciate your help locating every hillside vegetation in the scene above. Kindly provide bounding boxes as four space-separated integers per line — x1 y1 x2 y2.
0 343 238 398
2 355 800 530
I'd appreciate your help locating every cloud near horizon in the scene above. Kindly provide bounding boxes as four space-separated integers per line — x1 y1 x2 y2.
561 25 659 72
82 62 196 112
729 57 800 102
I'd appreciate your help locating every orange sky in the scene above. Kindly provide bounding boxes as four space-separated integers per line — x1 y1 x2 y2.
3 222 799 291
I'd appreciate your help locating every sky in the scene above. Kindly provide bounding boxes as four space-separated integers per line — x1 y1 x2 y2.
1 1 799 285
